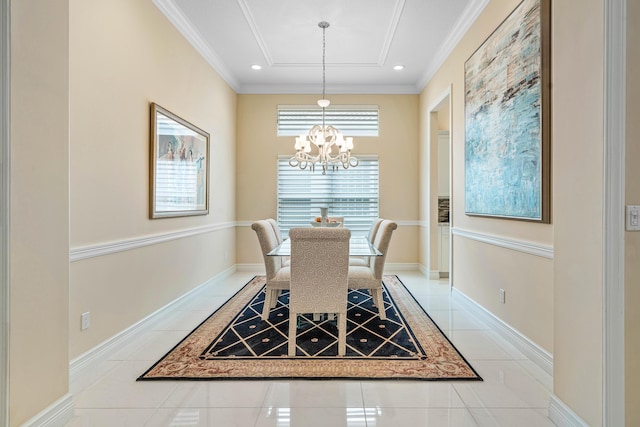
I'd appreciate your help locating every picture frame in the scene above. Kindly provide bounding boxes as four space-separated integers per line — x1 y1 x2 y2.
150 103 210 219
464 0 550 223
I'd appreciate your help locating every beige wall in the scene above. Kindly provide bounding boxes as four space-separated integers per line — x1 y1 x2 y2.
236 94 419 266
552 0 605 425
420 2 610 424
10 0 70 425
419 0 554 353
626 1 640 424
68 0 237 358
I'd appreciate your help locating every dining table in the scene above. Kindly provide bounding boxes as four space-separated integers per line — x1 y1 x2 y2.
267 235 382 257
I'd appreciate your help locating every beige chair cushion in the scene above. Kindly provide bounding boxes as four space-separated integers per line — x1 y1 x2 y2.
288 227 351 356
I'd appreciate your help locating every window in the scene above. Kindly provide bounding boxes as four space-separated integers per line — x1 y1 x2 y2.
277 155 379 237
277 105 379 137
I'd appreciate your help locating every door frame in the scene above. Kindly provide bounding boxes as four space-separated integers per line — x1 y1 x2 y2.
0 0 10 424
603 0 626 425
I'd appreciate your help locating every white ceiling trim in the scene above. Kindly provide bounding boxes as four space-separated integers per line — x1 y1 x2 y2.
152 0 241 92
236 0 274 66
417 0 490 91
377 0 406 66
237 83 420 95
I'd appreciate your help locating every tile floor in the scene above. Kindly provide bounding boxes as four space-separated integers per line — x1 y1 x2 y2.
66 270 555 426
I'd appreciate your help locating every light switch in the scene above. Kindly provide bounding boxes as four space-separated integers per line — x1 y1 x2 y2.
627 205 640 231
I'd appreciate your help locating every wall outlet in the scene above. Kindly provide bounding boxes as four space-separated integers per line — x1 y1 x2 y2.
81 312 90 330
499 289 506 304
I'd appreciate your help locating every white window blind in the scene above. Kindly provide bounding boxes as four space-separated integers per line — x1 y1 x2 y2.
277 105 379 137
277 155 379 237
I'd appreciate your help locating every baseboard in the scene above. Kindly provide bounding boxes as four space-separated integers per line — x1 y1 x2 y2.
428 270 440 280
69 265 236 392
21 393 74 427
548 394 590 427
385 262 420 271
235 263 264 272
452 287 553 376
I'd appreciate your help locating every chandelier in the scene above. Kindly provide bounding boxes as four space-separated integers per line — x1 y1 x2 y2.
289 21 358 175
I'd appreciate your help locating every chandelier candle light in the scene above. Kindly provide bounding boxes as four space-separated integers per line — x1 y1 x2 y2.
289 21 358 175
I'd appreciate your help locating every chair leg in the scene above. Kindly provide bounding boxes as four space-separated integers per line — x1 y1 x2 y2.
270 290 280 308
337 312 346 356
288 312 297 356
373 289 386 320
262 289 274 321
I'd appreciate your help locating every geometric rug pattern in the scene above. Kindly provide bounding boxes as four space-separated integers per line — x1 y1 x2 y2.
138 275 481 381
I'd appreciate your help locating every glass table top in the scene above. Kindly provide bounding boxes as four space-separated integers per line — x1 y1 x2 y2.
267 236 382 257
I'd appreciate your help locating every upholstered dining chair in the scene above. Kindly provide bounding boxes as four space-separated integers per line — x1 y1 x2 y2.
349 218 384 267
251 220 290 321
266 218 289 266
347 220 397 320
288 227 351 356
266 218 283 245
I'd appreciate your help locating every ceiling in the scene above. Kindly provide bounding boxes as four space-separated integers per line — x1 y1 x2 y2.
152 0 489 94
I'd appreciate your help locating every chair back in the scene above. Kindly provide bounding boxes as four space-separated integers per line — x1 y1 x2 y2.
367 218 384 243
265 218 283 245
289 227 351 314
370 220 398 279
251 220 283 280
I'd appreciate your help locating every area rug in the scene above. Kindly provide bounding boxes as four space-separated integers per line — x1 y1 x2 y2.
138 275 481 381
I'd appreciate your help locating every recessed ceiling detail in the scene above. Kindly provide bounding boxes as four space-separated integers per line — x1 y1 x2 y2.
154 0 489 94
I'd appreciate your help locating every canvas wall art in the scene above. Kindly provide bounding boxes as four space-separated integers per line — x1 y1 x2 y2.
464 0 550 222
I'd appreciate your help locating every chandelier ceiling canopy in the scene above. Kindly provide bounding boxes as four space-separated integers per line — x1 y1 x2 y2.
289 21 358 175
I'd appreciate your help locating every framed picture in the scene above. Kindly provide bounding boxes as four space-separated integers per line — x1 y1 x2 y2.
150 103 210 218
464 0 550 223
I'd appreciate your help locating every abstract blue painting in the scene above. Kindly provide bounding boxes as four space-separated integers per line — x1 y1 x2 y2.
464 0 550 222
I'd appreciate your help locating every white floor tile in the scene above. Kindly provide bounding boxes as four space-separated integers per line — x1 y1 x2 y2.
255 406 368 427
453 360 551 409
161 381 271 408
445 330 513 360
468 407 555 426
365 407 479 427
73 361 179 409
361 381 466 408
427 309 490 332
66 409 155 427
145 407 262 427
263 381 364 408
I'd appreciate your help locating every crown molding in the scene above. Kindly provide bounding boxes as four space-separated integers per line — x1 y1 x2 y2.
417 0 489 91
152 0 241 92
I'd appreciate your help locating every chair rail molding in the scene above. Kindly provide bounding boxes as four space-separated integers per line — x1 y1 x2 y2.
451 227 554 259
70 221 236 262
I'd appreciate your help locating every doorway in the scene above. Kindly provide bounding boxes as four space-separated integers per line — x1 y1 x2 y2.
428 87 452 286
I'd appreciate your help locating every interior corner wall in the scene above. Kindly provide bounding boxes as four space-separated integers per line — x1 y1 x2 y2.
419 0 553 354
10 0 70 425
236 94 419 267
68 0 237 359
626 1 640 425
